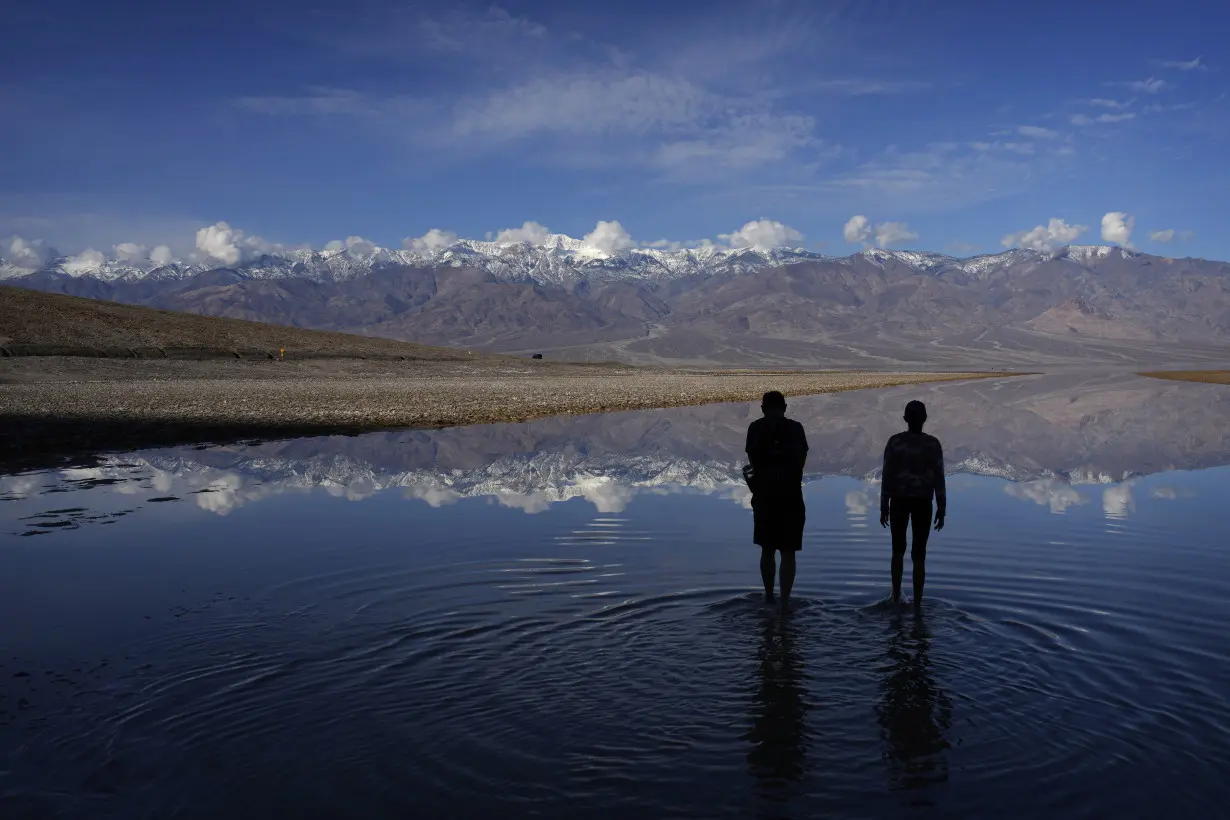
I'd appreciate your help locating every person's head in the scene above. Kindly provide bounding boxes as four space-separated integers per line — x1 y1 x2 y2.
904 400 927 430
761 390 787 417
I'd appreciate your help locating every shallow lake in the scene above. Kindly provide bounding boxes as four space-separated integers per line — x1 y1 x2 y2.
2 372 1228 818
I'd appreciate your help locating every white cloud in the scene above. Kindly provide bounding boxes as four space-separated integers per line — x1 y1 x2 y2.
194 221 272 266
1148 229 1193 244
719 218 803 250
150 245 175 265
841 214 916 248
403 228 459 253
494 221 551 245
1071 112 1137 125
582 220 636 254
1017 125 1058 139
420 6 547 52
61 248 106 274
235 87 383 117
3 236 55 270
1001 218 1088 252
453 72 710 139
113 242 147 262
644 238 683 250
1101 212 1134 248
875 221 918 248
1000 142 1036 155
1004 480 1088 514
811 79 932 95
1154 57 1205 71
325 235 377 255
1088 98 1131 108
843 214 871 244
1111 77 1166 94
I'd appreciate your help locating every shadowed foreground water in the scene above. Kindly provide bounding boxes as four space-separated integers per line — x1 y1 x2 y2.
2 374 1230 818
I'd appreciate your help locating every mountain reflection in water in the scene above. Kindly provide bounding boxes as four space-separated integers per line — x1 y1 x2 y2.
2 371 1230 818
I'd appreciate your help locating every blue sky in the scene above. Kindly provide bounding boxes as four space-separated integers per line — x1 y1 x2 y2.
1 0 1227 262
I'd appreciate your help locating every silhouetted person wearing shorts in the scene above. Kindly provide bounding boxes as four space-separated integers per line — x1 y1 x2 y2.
879 400 946 612
745 391 808 611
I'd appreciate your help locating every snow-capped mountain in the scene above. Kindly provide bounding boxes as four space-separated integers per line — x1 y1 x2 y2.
0 231 1140 287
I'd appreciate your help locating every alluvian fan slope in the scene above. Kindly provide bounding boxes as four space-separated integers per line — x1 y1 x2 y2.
4 236 1229 366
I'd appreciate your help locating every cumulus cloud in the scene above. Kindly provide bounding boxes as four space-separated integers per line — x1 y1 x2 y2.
195 221 272 266
113 242 147 262
719 219 803 250
843 215 872 244
494 221 551 244
582 220 636 254
3 236 55 270
644 238 683 250
403 228 459 253
61 248 106 274
1004 480 1088 514
1101 212 1134 248
1017 125 1058 139
875 221 919 247
1149 229 1176 243
1001 218 1088 252
150 245 175 265
325 235 378 255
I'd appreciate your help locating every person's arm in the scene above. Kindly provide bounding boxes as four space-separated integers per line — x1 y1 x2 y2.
934 440 947 529
798 425 808 473
880 439 893 527
745 424 757 468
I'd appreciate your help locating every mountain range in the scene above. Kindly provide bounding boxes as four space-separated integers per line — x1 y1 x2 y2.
4 235 1230 366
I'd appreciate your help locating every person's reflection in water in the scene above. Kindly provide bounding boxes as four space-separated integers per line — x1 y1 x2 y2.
876 618 953 801
746 616 809 810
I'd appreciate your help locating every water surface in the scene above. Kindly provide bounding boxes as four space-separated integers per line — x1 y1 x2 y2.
2 373 1229 818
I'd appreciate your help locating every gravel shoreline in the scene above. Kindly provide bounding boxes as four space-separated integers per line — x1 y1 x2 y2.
0 357 1007 470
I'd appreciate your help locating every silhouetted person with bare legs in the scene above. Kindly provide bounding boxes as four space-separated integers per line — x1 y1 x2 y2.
879 400 945 613
745 391 808 612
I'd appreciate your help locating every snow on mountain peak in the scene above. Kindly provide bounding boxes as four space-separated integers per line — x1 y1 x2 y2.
0 228 1149 287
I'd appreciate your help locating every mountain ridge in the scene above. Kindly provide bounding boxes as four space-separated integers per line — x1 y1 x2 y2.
5 240 1229 366
0 232 1168 287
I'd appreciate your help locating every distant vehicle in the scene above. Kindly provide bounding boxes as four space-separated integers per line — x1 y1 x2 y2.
532 353 543 360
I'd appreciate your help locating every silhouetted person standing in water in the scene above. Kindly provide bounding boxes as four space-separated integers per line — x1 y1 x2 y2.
745 391 808 611
880 400 945 612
